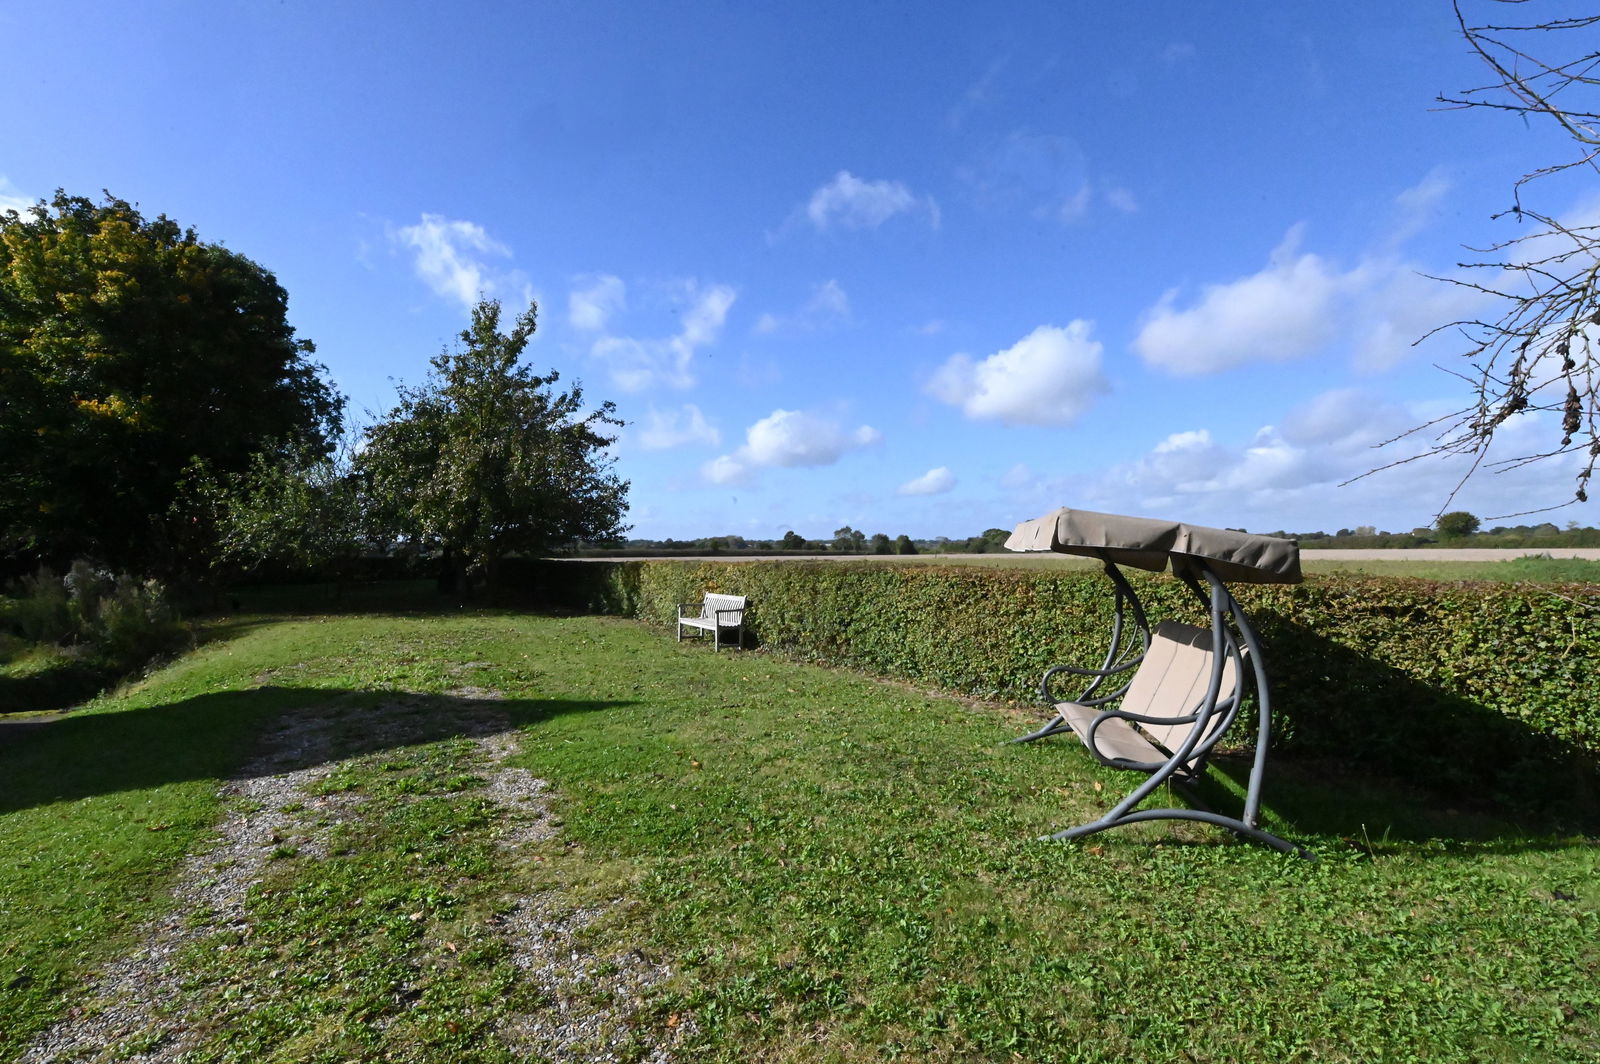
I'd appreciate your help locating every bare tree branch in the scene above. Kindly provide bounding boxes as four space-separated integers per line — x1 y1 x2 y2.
1393 2 1600 512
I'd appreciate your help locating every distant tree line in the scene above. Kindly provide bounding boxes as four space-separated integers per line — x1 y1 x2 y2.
617 514 1600 556
1256 510 1600 550
611 527 1016 556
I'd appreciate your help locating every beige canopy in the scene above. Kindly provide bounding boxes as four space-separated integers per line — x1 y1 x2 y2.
1005 507 1302 585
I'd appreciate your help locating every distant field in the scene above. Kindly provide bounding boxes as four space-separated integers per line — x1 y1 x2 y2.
579 550 1600 583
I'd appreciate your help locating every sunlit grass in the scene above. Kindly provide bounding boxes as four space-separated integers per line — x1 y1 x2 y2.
1 593 1595 1062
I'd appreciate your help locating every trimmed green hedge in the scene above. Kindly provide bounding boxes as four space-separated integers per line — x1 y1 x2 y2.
511 558 1600 817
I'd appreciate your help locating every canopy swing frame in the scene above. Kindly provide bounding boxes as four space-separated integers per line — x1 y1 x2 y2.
1005 508 1309 857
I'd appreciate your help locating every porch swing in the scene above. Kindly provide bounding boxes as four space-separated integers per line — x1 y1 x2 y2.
1005 507 1309 856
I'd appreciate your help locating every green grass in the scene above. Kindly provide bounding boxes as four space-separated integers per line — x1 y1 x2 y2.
1 593 1596 1062
1297 555 1600 582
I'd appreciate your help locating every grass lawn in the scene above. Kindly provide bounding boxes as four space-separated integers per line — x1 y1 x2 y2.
1 590 1596 1062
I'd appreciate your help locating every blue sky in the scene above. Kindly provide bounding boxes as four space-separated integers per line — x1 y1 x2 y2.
6 0 1597 540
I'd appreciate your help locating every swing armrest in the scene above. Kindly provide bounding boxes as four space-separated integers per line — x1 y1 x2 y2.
1040 659 1141 704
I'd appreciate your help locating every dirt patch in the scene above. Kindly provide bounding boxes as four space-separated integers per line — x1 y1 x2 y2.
20 691 678 1063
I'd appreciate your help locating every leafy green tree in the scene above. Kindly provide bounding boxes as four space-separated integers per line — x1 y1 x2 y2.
0 191 342 575
869 532 893 554
832 526 866 553
780 530 806 551
1436 510 1481 539
962 528 1012 553
181 444 365 583
894 534 918 555
357 298 628 594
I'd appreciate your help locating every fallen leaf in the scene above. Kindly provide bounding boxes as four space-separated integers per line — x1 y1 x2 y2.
1092 781 1103 793
409 911 424 922
666 1013 681 1028
1087 846 1105 856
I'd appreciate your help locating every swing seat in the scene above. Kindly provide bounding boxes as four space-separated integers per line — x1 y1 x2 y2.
1041 621 1239 780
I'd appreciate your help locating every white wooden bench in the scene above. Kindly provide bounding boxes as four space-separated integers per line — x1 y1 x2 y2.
676 593 750 651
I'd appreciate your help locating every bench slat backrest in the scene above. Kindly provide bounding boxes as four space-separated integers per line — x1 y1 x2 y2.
701 593 747 625
1120 620 1238 753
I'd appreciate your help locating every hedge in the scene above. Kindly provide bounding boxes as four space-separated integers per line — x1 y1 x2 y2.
508 558 1600 819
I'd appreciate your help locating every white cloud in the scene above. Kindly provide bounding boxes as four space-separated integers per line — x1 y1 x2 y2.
1053 184 1093 223
569 274 626 332
581 278 737 392
1133 225 1344 374
802 171 938 231
704 408 882 485
948 55 1008 131
753 279 851 335
636 404 720 451
965 132 1099 224
807 278 850 318
1105 186 1139 213
0 175 33 215
702 453 753 486
1388 169 1452 248
1000 463 1037 490
898 466 957 496
746 409 881 466
393 214 528 311
928 322 1109 426
1066 385 1594 531
1131 181 1506 378
1346 262 1483 372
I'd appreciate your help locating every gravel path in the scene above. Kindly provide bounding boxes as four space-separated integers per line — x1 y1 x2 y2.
20 691 677 1063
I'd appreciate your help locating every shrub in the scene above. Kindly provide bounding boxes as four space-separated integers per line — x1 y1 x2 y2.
511 559 1600 818
3 568 73 645
3 562 184 673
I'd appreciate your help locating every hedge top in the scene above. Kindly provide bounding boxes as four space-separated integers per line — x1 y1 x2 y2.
1005 507 1304 585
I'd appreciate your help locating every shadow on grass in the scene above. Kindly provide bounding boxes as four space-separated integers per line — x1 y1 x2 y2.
0 685 632 816
0 661 113 718
1171 615 1600 852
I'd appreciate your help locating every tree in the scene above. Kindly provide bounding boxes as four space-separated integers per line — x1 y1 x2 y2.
893 534 918 555
1436 510 1481 538
963 527 1011 553
0 191 343 575
780 529 806 550
181 443 365 584
869 532 893 554
1388 4 1600 512
357 298 628 594
832 526 866 553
